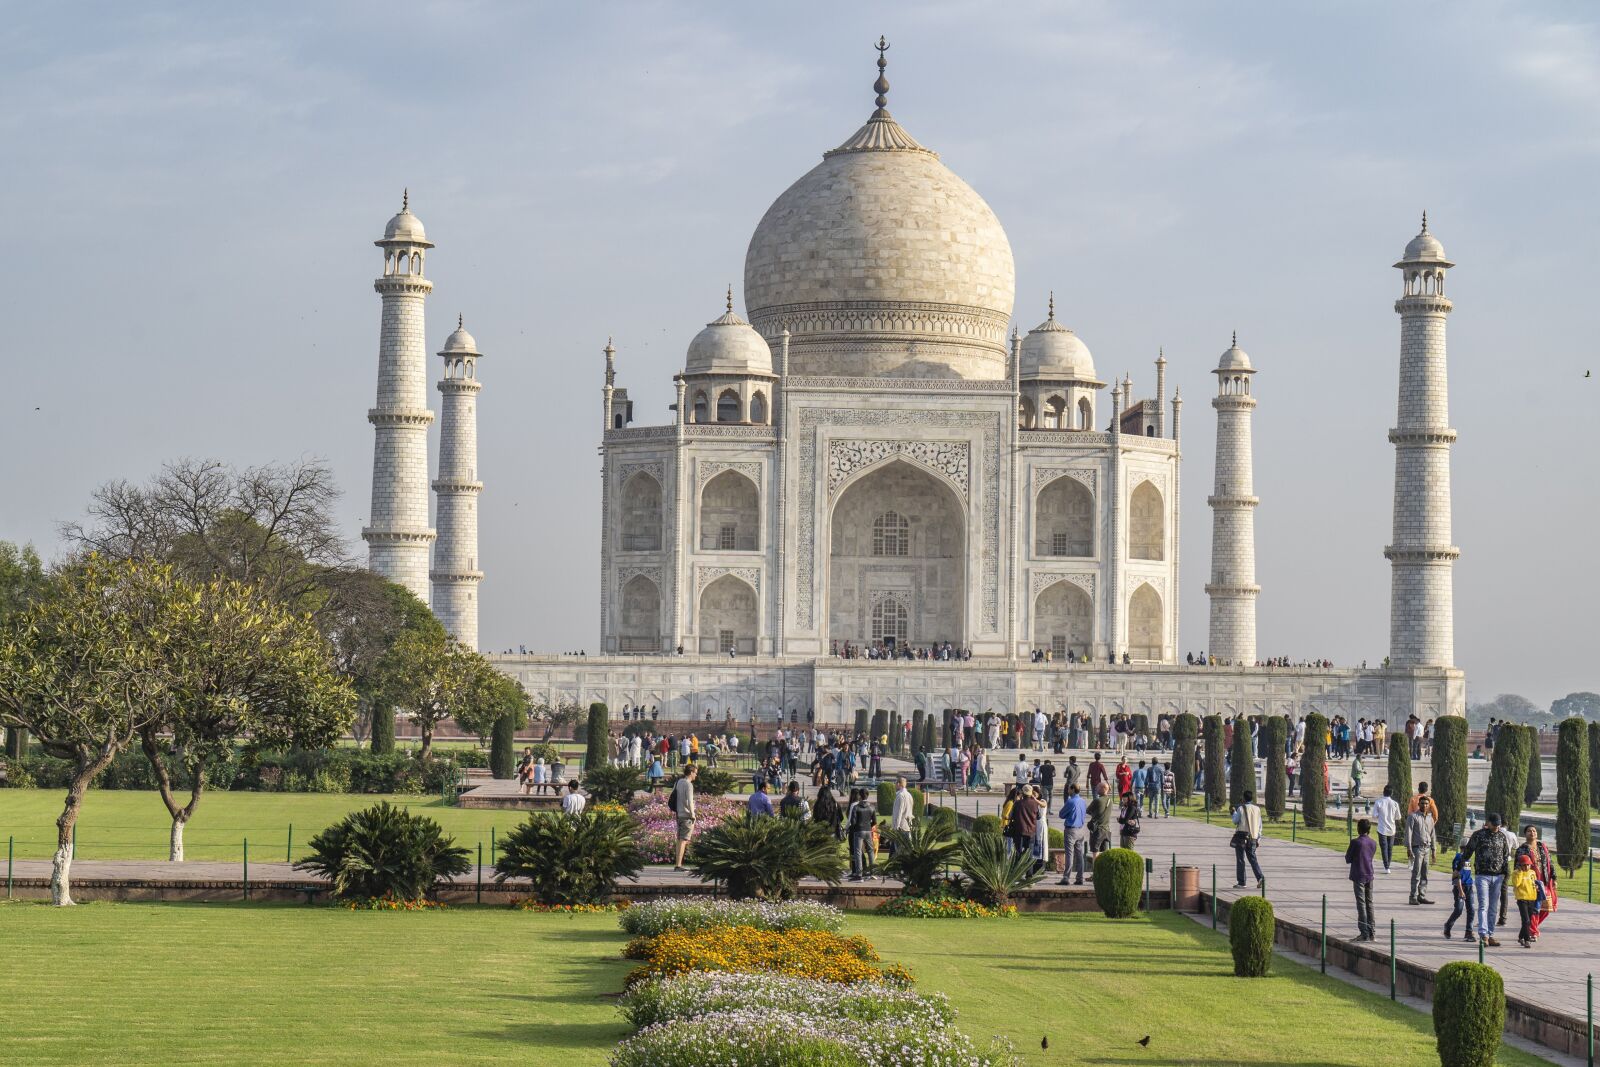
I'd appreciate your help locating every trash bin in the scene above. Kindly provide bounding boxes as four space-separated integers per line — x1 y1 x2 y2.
1174 865 1201 913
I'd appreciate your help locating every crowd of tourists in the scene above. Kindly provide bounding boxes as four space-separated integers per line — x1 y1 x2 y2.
829 640 972 661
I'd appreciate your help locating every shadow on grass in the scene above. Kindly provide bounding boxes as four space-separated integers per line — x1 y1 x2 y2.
471 1019 629 1050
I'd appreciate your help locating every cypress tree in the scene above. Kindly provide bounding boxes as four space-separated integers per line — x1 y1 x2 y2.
584 702 609 772
870 709 887 742
1431 716 1469 843
1202 715 1226 810
1556 717 1591 876
1589 721 1600 810
1264 716 1287 820
1386 732 1414 810
490 714 517 779
370 706 396 755
889 711 902 753
1229 718 1253 810
1172 713 1199 802
854 708 869 738
912 709 925 754
1484 724 1529 835
1524 727 1544 807
922 715 936 755
1301 712 1329 829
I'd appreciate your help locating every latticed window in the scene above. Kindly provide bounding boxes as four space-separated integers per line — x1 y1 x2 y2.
1051 532 1069 556
719 629 735 653
872 511 909 556
718 525 736 550
1051 636 1067 659
871 598 909 644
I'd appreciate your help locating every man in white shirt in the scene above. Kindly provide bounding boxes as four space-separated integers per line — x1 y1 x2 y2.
1013 753 1031 787
561 780 587 816
891 777 915 833
1032 709 1048 752
1370 784 1401 874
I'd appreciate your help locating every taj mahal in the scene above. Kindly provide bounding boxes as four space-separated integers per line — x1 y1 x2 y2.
360 41 1466 726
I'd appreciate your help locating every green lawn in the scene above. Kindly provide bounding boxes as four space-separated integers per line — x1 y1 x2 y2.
0 904 1551 1066
0 789 523 862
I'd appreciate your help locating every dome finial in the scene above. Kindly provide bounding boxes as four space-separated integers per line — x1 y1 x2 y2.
873 36 891 117
402 188 409 212
1232 329 1237 348
1047 290 1055 320
1421 209 1428 233
726 284 734 313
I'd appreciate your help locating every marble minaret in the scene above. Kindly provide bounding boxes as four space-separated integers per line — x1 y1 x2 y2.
1385 214 1458 667
431 316 484 648
364 192 436 603
1206 333 1259 665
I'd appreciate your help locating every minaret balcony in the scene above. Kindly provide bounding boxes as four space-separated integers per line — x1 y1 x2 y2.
1393 294 1452 314
1387 428 1457 445
374 276 433 296
1383 545 1461 562
362 527 436 545
432 478 484 493
368 408 435 428
429 568 484 583
1206 494 1259 508
1204 582 1260 597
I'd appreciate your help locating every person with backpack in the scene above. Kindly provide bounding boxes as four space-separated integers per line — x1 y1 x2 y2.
846 788 878 881
1462 813 1510 947
1442 843 1475 941
669 764 697 870
1117 789 1141 849
779 780 811 821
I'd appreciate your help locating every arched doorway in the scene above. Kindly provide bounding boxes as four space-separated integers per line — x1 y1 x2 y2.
1033 580 1092 660
828 460 965 648
700 470 759 551
699 574 757 654
618 575 661 652
1128 582 1163 661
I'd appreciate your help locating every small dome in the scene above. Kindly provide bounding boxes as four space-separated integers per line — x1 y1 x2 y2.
384 208 427 243
440 316 479 357
1020 300 1096 380
685 300 773 376
1217 335 1253 373
1399 213 1448 264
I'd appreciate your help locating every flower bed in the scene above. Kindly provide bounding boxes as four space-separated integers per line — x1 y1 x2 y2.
623 925 912 987
626 793 742 864
618 897 843 938
619 972 955 1030
512 900 628 914
338 896 447 911
610 1010 1015 1067
875 896 1018 919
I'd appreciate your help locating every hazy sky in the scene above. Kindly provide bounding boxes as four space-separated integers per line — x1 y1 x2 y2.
3 2 1596 707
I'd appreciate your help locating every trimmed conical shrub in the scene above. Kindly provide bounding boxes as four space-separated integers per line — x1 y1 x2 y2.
1485 724 1530 835
1228 896 1274 977
1387 732 1414 810
911 709 925 754
1264 717 1287 820
1092 848 1144 918
1229 718 1253 810
490 714 516 779
1432 961 1504 1067
1524 727 1544 807
1431 716 1468 843
1301 713 1328 829
584 702 609 772
1172 713 1199 803
1556 717 1591 876
1203 715 1226 810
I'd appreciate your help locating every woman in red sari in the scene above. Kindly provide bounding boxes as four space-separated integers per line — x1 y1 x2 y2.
1516 824 1557 939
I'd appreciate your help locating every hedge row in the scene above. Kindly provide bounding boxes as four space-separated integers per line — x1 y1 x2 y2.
1 747 474 794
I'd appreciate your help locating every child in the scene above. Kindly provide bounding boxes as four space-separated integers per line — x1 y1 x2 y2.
1511 854 1539 948
1443 846 1474 941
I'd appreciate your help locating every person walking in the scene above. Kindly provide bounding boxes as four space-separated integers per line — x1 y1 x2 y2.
1345 818 1377 942
1010 784 1042 859
1511 854 1540 948
1442 844 1475 941
1039 759 1057 808
1516 825 1557 940
1461 813 1511 947
1348 753 1365 800
1087 783 1114 859
847 788 878 881
1231 790 1265 889
1371 785 1401 875
1116 789 1141 850
779 780 811 821
890 776 915 834
1058 783 1089 886
669 764 697 870
1144 759 1163 818
1405 800 1436 905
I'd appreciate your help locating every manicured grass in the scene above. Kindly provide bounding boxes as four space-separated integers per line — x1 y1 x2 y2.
0 904 1552 1066
0 789 525 862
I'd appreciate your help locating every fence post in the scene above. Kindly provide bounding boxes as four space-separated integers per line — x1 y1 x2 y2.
243 838 249 902
286 824 293 865
1346 804 1352 839
476 842 483 905
1291 806 1297 842
1143 857 1152 913
1587 972 1593 1067
1170 853 1177 910
1211 864 1217 929
491 826 497 864
1260 877 1266 899
1320 894 1326 974
1389 919 1397 1000
6 835 11 899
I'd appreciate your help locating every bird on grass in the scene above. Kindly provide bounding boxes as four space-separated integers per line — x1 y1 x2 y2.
1138 1035 1151 1047
1041 1036 1048 1050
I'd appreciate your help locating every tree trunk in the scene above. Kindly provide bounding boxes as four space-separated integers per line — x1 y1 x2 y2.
143 731 204 862
419 726 433 762
170 817 187 863
52 772 92 906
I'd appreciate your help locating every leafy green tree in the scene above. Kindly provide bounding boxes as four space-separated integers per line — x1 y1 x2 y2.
452 671 529 780
1263 717 1288 820
1229 718 1253 810
1386 732 1414 811
585 702 610 771
1172 713 1199 802
0 541 48 758
385 631 492 760
1301 713 1329 829
1202 715 1226 809
1484 724 1530 834
139 576 355 860
317 574 440 752
1431 717 1469 843
1551 692 1600 720
1556 717 1591 876
1524 727 1544 806
0 559 183 904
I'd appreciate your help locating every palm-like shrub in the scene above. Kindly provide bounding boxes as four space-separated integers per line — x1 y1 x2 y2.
880 823 961 896
1229 896 1274 977
1387 732 1414 810
1433 961 1504 1067
296 801 471 902
1556 717 1591 875
958 831 1042 907
1091 848 1144 918
1431 716 1468 842
584 763 644 804
494 809 644 905
688 814 845 900
1172 713 1199 802
1301 713 1328 829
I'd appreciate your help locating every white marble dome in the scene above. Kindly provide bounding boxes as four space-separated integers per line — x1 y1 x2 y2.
1218 337 1253 372
743 110 1015 381
384 207 428 245
685 305 773 376
1021 303 1096 381
441 318 479 355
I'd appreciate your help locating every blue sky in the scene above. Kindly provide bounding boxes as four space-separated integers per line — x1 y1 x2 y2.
2 1 1596 705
